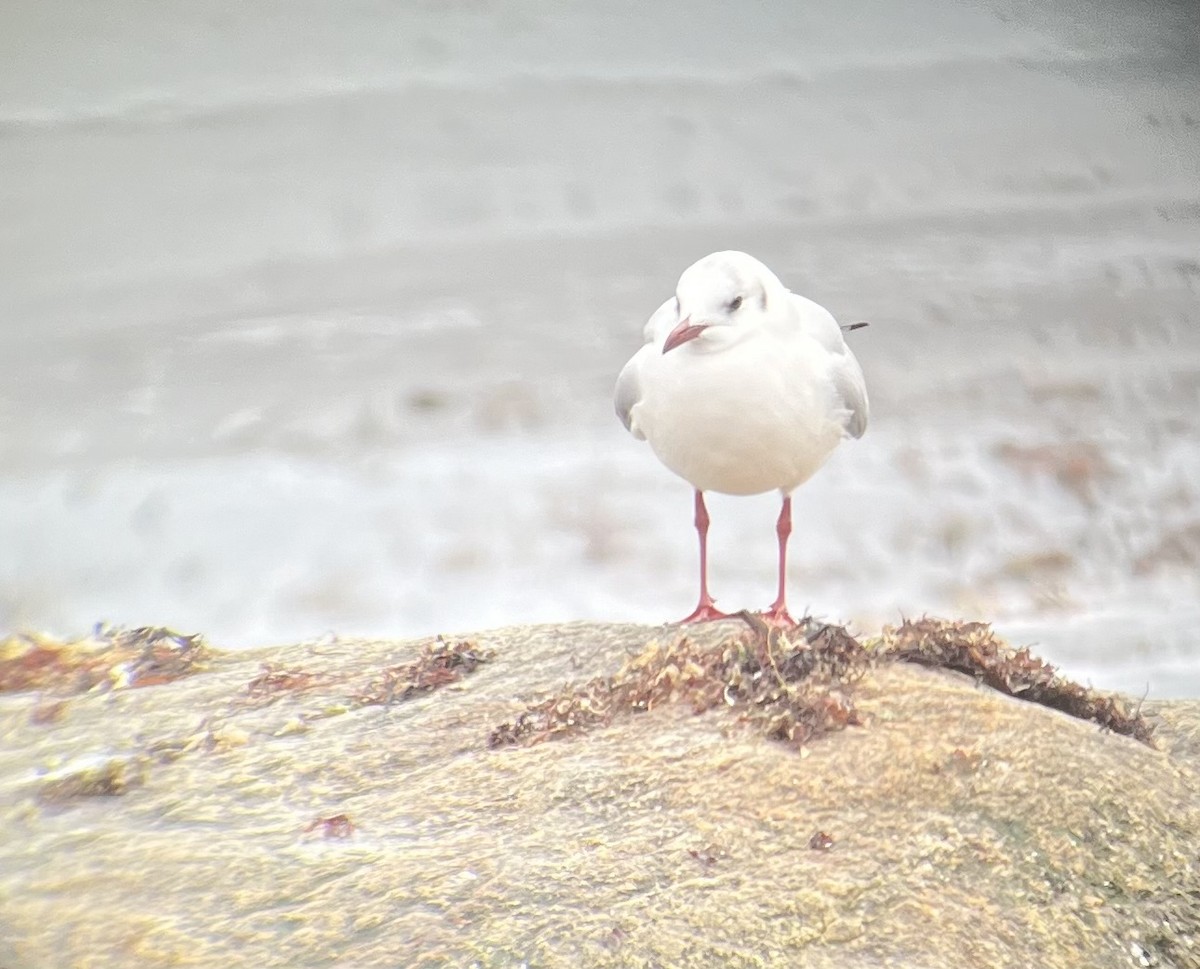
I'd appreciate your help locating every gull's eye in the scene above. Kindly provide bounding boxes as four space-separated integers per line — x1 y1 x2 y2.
728 295 744 312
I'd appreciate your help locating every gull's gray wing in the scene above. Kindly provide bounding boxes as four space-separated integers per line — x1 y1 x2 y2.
614 298 676 439
789 291 847 354
833 349 869 439
787 292 870 439
614 352 645 437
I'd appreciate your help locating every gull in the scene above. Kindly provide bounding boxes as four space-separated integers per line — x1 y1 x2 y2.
614 250 869 625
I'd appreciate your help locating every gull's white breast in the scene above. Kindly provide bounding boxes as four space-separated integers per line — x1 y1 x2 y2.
628 327 847 496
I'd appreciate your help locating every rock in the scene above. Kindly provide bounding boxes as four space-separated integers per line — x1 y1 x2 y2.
0 620 1197 969
36 752 147 803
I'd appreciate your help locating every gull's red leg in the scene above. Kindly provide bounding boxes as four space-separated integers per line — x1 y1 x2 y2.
679 489 729 623
760 494 797 626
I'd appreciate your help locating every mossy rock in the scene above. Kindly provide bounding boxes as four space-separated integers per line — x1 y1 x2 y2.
0 620 1196 968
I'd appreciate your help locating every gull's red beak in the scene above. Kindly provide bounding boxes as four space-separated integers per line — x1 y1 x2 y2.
662 317 709 354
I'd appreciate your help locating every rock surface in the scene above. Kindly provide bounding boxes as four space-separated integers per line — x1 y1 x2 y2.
1 620 1198 968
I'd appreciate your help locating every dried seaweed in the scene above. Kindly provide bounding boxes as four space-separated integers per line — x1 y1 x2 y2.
29 698 69 725
489 612 871 750
808 831 835 851
687 844 726 869
0 626 212 695
486 674 617 748
880 617 1155 745
489 614 1156 754
244 664 330 706
236 637 490 714
304 814 356 839
352 637 492 707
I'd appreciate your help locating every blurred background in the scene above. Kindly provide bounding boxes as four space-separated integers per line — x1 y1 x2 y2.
1 0 1198 694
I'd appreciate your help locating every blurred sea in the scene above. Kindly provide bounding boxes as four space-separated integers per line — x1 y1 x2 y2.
2 0 1198 694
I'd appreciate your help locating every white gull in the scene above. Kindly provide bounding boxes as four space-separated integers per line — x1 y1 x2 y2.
615 250 869 625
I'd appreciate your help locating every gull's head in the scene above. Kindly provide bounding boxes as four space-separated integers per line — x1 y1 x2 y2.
663 251 786 354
